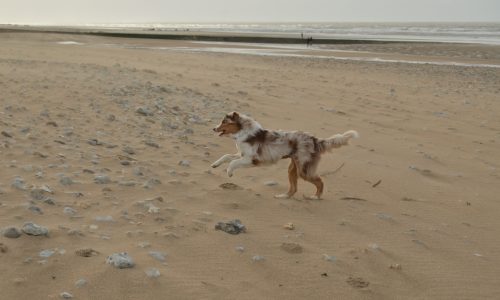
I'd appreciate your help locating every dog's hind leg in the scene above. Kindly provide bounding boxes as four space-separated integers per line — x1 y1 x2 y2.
211 153 240 168
303 176 324 200
275 160 298 199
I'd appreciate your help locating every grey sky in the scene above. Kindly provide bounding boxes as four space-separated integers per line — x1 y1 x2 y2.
1 0 499 24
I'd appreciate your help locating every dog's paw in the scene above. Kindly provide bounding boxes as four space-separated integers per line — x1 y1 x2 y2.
211 162 219 168
274 193 291 199
226 169 233 177
303 194 321 200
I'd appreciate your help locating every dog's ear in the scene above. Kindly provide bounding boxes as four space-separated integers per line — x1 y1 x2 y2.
229 111 240 121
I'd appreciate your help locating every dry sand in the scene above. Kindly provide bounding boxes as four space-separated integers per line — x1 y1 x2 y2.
1 31 500 299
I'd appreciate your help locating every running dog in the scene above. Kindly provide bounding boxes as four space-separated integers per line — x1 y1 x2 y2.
211 112 358 199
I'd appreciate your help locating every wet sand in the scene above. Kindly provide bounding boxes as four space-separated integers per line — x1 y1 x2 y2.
1 31 500 299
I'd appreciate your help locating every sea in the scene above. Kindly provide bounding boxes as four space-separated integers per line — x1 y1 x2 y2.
78 22 500 45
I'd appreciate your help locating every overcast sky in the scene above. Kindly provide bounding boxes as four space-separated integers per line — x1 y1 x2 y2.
1 0 499 24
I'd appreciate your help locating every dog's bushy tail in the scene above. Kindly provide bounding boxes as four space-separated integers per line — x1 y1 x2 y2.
320 130 359 152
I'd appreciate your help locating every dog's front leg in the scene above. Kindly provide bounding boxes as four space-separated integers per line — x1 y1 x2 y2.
211 153 240 168
226 157 253 177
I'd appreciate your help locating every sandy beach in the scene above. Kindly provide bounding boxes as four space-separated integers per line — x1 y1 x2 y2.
1 30 500 299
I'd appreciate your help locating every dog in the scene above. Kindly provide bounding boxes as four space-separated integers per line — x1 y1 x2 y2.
211 112 358 199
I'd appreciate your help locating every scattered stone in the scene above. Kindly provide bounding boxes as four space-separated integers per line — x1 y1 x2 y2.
106 252 135 269
123 147 135 155
215 219 246 234
283 223 295 230
376 213 393 221
120 160 131 166
60 292 73 299
75 248 99 257
22 222 49 236
94 174 111 184
95 216 114 222
39 249 55 258
67 229 84 237
1 130 13 138
2 226 22 238
145 268 161 278
235 246 245 252
11 176 27 190
29 205 43 215
136 106 154 116
63 207 77 216
368 243 380 250
143 178 161 189
60 176 74 186
389 263 402 270
178 160 190 167
323 254 337 262
347 276 370 288
138 242 151 248
149 251 167 262
252 255 265 262
145 140 160 148
0 243 7 253
147 204 160 214
264 181 278 186
75 278 88 288
219 182 242 190
281 242 303 254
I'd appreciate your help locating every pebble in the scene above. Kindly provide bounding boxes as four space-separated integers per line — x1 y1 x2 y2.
11 176 27 190
28 205 43 214
145 268 161 278
60 292 73 299
59 176 74 186
22 222 49 236
264 181 278 186
106 252 135 269
136 106 154 116
123 147 135 155
283 222 295 230
2 226 22 238
39 249 55 258
143 178 161 189
95 216 114 222
235 246 245 252
75 248 99 257
280 242 303 254
63 207 77 216
252 255 265 262
0 243 7 253
149 251 167 262
75 278 88 288
215 219 246 235
176 159 191 168
322 254 337 262
219 182 243 190
138 242 151 248
94 174 111 184
389 263 402 270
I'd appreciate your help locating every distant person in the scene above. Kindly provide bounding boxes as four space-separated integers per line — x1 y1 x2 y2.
301 32 304 39
306 37 313 47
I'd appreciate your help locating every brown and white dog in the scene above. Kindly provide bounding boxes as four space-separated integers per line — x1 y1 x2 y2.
211 112 358 199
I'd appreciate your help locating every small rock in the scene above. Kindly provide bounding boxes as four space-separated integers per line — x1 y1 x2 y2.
280 242 303 254
138 242 151 248
28 205 43 215
136 106 153 116
59 176 74 186
39 249 55 258
347 276 370 288
106 252 135 269
145 268 161 278
75 248 99 257
219 183 242 190
322 254 337 262
149 251 167 262
123 147 135 155
215 219 246 234
389 263 402 270
178 160 190 167
63 207 77 216
252 255 265 262
94 174 111 184
1 130 13 138
235 246 245 252
143 178 161 189
11 176 27 190
2 226 22 238
120 160 131 166
0 243 7 253
60 292 73 299
145 140 160 148
75 278 88 288
22 222 49 236
264 181 278 186
283 222 295 230
95 216 114 222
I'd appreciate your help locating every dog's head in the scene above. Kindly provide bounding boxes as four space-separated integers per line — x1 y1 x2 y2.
213 112 242 137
